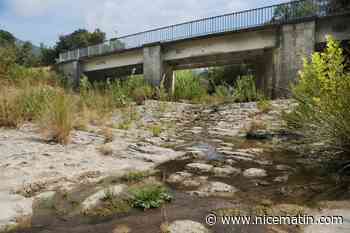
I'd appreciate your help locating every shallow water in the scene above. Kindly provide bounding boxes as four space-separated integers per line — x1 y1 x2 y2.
12 105 350 233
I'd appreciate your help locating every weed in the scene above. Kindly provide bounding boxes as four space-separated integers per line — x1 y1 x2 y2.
257 99 272 113
150 124 162 137
121 171 149 183
101 127 114 143
129 184 172 210
97 144 113 156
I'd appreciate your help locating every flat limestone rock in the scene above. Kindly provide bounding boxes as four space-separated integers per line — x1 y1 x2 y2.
81 184 127 212
243 168 267 178
189 181 238 197
212 166 241 177
167 220 211 233
185 163 214 173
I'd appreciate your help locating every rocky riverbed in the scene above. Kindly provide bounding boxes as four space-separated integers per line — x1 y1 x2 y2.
0 100 349 233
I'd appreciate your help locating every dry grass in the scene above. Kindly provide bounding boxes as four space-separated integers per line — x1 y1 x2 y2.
0 88 23 128
101 127 114 143
40 92 75 144
246 119 267 132
97 144 113 156
160 222 170 233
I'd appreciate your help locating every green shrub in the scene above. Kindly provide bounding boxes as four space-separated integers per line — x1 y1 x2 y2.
173 70 207 101
286 36 350 150
233 75 261 102
129 184 172 210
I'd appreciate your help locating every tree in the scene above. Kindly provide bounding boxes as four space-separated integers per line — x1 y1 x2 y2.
273 0 317 21
40 44 58 66
56 29 106 52
15 41 40 67
328 0 350 13
0 30 16 45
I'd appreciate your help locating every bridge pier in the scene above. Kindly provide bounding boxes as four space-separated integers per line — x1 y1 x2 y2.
273 20 316 98
143 44 163 87
57 60 82 88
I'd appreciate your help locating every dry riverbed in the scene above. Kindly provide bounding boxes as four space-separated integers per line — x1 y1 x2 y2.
0 100 349 233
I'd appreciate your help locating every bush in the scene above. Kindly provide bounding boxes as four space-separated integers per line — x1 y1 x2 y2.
286 37 350 150
233 75 261 102
173 70 207 101
129 184 172 210
40 92 75 144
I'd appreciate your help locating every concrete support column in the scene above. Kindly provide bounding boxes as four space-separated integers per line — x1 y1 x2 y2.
255 50 274 98
274 20 316 98
143 44 163 87
57 60 81 88
163 63 175 95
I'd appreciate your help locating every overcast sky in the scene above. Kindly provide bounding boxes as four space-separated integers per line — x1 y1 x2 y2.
0 0 288 46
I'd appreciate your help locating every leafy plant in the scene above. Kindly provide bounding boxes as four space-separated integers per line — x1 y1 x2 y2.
257 99 272 113
286 36 350 150
150 124 162 137
129 184 173 210
173 70 207 101
233 75 261 102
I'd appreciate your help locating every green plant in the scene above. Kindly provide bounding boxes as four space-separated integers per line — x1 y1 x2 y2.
214 84 231 97
40 92 75 144
286 36 350 150
257 99 272 113
129 184 172 210
121 171 149 183
150 124 162 137
131 85 153 105
233 75 261 102
173 70 207 101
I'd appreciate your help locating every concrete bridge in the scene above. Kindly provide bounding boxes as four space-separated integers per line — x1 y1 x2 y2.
57 0 350 97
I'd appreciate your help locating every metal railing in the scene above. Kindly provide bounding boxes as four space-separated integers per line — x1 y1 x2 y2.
58 0 331 63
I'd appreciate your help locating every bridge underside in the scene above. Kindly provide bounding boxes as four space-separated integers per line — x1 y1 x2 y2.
58 14 350 98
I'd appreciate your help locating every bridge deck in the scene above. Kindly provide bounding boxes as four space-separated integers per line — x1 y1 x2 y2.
59 0 332 63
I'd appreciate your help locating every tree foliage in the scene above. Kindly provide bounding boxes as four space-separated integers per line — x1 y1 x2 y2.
56 29 106 52
0 30 16 45
273 0 317 20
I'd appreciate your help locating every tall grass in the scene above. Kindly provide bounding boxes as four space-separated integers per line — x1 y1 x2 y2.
40 92 75 144
0 88 23 127
173 70 207 101
233 75 261 102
